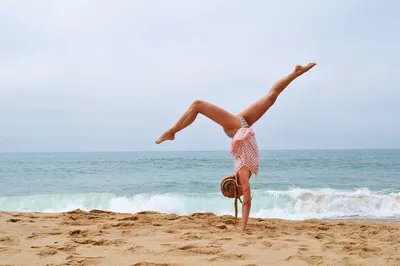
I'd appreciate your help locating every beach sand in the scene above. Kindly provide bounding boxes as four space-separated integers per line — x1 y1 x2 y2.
0 210 399 266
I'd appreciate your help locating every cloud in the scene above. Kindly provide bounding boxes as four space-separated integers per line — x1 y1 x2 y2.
0 0 399 151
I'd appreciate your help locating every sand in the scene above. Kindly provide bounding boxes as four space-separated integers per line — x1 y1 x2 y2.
0 210 399 266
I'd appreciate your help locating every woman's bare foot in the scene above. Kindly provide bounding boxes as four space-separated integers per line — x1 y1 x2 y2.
294 62 316 75
155 129 175 144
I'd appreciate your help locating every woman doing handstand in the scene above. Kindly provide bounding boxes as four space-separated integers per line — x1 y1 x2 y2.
155 62 317 231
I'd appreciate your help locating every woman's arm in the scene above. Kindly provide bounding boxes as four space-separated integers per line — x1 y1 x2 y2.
238 168 252 231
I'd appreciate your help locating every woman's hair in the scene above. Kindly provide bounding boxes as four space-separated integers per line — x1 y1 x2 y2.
220 174 242 220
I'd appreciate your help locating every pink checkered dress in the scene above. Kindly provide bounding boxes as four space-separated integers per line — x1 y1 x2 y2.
229 127 260 178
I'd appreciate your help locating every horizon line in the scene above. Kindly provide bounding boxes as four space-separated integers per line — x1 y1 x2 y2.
1 148 400 154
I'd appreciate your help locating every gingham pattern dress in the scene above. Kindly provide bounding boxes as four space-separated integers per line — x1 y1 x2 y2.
229 127 260 178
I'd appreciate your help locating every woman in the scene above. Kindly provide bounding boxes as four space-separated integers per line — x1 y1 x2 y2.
155 62 317 231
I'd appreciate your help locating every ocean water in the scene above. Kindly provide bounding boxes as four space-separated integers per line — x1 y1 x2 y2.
0 150 399 221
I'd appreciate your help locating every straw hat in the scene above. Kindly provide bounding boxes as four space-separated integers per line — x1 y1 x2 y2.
220 174 242 201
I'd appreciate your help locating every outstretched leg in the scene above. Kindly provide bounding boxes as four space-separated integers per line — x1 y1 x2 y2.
237 63 316 127
155 100 242 144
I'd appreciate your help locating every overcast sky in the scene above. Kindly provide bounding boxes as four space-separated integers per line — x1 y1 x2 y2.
0 0 399 152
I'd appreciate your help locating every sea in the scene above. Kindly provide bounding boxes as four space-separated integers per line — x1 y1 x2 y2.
0 150 399 221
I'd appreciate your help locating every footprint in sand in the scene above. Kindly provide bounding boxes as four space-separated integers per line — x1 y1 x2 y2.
181 231 206 240
176 244 222 255
118 216 139 221
314 233 327 240
0 246 21 255
57 243 78 252
69 229 89 237
208 253 247 262
218 237 233 241
283 238 299 242
121 230 134 236
285 254 303 261
72 238 126 246
216 224 227 229
48 231 63 236
26 233 39 240
69 229 105 238
180 234 203 240
132 262 176 266
262 241 272 248
6 218 21 223
127 245 145 253
66 255 105 265
239 242 253 247
37 248 58 257
0 236 19 245
298 244 309 252
111 222 136 229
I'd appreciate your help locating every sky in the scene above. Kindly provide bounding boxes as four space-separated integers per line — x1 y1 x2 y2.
0 0 399 152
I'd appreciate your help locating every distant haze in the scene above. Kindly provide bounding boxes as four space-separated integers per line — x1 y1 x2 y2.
1 1 399 152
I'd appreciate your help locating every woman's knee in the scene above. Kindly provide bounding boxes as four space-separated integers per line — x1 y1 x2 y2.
191 100 205 111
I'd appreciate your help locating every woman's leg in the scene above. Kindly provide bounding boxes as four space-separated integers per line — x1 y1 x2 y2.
237 63 316 127
155 100 242 144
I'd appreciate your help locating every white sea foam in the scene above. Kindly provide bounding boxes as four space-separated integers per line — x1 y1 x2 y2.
0 188 399 220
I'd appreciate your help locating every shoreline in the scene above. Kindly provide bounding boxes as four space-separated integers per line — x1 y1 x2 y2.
1 209 399 224
1 210 399 266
